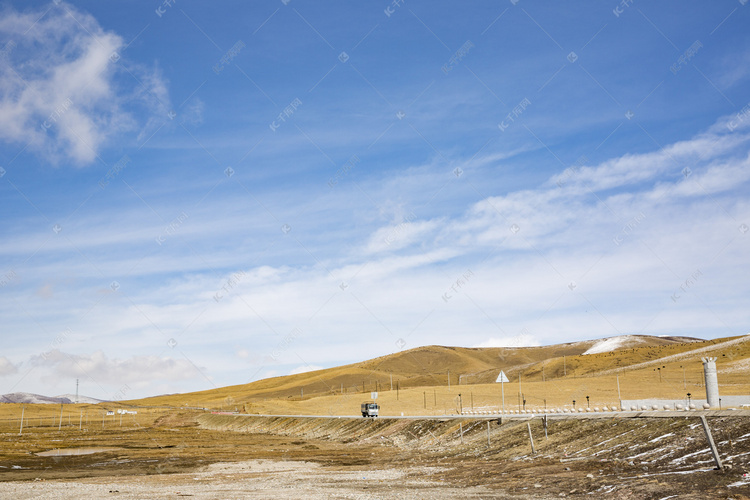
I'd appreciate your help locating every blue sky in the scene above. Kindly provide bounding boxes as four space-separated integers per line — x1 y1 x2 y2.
1 1 749 400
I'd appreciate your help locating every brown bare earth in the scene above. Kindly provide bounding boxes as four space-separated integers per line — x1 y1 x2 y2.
1 409 750 498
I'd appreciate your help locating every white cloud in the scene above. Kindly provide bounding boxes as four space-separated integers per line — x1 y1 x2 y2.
715 49 750 90
0 356 18 377
473 335 542 348
31 350 202 388
289 364 325 375
0 2 169 165
179 97 205 128
365 217 443 254
2 113 749 398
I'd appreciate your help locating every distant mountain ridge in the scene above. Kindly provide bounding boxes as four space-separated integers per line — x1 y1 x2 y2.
0 392 104 404
54 393 105 404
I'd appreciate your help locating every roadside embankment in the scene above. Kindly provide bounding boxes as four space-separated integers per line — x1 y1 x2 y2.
198 413 750 473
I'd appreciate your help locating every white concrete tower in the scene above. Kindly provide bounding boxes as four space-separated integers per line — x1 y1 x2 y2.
702 357 720 408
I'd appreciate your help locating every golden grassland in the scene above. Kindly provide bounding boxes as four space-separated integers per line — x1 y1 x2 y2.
0 404 173 433
113 334 750 416
0 335 746 420
0 335 748 497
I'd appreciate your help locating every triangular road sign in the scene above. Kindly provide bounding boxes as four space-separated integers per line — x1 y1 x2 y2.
496 371 509 383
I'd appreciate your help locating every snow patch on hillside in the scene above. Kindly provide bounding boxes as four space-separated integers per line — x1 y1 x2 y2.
55 394 105 404
583 335 646 355
0 392 72 404
0 392 104 404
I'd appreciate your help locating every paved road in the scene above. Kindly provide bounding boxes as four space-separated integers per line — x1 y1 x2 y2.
219 409 750 420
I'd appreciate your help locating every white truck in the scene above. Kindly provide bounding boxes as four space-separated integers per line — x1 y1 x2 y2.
361 402 379 417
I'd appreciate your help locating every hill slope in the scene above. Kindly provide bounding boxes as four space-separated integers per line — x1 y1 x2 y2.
131 333 736 409
0 393 72 404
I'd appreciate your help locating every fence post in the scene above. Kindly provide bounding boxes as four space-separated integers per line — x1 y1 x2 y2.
700 416 723 470
527 421 536 454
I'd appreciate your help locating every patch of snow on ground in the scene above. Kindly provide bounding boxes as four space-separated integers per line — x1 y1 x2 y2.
649 433 674 443
582 335 645 355
729 477 750 488
624 468 713 479
723 357 750 374
626 447 669 460
670 448 710 464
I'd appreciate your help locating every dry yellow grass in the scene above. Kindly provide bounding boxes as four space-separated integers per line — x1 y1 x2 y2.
121 334 750 415
0 403 171 432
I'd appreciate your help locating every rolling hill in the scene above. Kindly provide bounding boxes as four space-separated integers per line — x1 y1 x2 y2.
0 393 73 404
0 392 105 404
127 333 750 412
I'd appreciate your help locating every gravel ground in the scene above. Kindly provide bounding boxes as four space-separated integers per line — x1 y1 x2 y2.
0 459 514 500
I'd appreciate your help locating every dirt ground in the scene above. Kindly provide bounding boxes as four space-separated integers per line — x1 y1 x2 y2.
1 411 750 499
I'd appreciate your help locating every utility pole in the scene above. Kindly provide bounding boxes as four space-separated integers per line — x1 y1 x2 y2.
501 377 505 415
423 392 426 409
58 404 63 431
617 374 621 404
527 422 536 454
390 373 393 391
18 406 24 436
681 365 686 390
700 416 723 470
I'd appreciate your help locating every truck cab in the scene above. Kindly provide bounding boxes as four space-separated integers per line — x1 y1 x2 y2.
361 402 379 417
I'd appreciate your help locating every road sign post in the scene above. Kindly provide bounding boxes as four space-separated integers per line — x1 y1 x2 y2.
496 371 509 415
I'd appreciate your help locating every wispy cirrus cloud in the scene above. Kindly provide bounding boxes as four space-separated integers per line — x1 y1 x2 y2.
2 107 749 396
